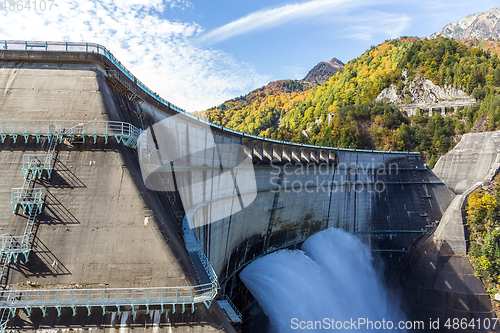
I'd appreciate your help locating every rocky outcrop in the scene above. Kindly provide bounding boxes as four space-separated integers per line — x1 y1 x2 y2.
430 7 500 40
377 74 471 104
302 58 344 87
376 73 476 116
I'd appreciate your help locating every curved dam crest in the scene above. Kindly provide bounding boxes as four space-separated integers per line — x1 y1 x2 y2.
0 41 470 331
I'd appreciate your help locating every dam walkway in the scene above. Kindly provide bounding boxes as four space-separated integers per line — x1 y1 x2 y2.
0 120 140 148
2 40 421 166
0 119 219 333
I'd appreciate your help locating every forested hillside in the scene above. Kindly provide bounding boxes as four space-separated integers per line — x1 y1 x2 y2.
204 37 500 166
466 177 500 298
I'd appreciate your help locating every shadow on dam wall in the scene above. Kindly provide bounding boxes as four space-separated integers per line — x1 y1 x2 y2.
0 49 463 332
193 156 455 323
0 59 231 331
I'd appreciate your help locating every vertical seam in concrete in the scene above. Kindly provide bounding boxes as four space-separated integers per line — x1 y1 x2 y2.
224 213 232 282
117 165 125 202
353 154 358 233
326 162 337 229
263 167 283 253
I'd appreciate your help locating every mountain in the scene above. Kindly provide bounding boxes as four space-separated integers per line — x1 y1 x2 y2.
200 58 343 124
200 79 308 125
430 7 500 40
201 58 343 120
204 37 500 164
302 58 344 87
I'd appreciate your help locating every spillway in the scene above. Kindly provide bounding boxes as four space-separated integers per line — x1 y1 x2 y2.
240 228 405 333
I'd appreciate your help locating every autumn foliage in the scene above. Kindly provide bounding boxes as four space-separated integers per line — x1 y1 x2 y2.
204 37 500 163
467 186 500 295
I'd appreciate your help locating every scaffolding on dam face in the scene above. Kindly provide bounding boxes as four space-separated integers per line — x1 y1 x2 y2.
1 166 47 269
1 133 59 266
0 119 220 332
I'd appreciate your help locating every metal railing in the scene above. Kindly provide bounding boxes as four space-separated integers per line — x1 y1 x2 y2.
11 187 44 215
2 136 58 267
1 205 39 259
182 217 219 288
21 133 59 179
0 234 29 253
0 39 420 156
196 249 218 287
106 70 146 101
0 306 10 332
1 284 217 311
22 154 54 179
0 119 140 148
4 177 43 264
217 294 242 323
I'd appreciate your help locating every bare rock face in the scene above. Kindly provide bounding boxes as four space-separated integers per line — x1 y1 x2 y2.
376 85 403 104
376 73 476 116
376 75 472 105
430 7 500 40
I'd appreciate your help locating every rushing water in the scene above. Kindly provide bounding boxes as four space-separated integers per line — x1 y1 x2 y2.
240 228 405 332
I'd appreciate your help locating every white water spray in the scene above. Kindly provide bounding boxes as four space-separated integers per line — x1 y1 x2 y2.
240 228 405 332
119 311 130 333
151 309 161 333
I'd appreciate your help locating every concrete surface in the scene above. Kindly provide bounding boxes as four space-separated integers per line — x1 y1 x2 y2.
0 51 468 332
433 131 500 194
400 239 496 332
433 182 484 255
0 60 229 332
396 131 500 331
0 61 192 288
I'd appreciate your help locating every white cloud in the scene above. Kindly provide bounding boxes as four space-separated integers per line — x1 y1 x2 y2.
0 0 269 111
0 0 437 111
198 0 366 45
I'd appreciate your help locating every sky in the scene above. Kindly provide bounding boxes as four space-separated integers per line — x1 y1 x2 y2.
0 0 498 111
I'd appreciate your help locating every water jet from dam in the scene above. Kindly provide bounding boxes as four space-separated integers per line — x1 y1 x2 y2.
240 228 405 333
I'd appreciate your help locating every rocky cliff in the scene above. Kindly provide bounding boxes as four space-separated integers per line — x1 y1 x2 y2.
376 73 472 104
302 57 344 87
430 7 500 40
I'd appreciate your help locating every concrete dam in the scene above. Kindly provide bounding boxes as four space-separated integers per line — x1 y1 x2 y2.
0 40 488 332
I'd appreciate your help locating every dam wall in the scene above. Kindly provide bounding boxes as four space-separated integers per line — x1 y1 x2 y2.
0 41 457 330
0 57 230 332
197 154 455 285
137 97 455 287
395 131 500 328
